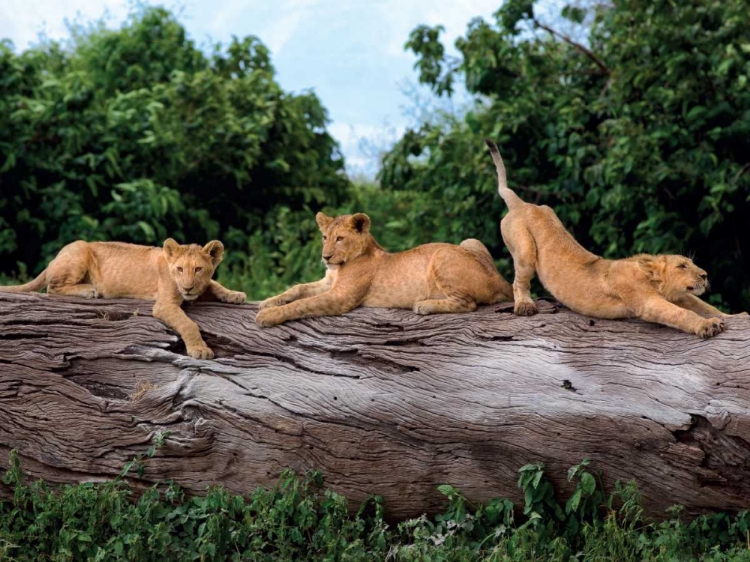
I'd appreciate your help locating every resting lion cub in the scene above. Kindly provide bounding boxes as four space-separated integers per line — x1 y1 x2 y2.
0 239 246 358
255 212 513 327
485 139 740 338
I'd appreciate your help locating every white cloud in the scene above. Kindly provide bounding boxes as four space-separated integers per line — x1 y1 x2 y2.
0 0 576 180
328 121 406 179
205 0 319 56
378 0 500 59
0 0 131 50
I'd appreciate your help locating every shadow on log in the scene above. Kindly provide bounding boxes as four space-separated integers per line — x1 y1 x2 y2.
0 292 749 519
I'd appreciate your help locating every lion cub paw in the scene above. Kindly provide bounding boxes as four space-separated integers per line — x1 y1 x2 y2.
514 300 538 316
258 297 281 310
187 345 215 360
79 287 99 299
696 317 725 339
255 308 284 327
223 291 247 304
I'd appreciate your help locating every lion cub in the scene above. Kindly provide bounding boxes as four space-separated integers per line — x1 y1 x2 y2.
0 239 246 358
485 139 740 338
255 212 513 327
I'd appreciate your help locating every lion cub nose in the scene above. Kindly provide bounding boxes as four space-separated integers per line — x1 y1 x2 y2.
184 285 195 292
323 254 333 261
700 273 708 280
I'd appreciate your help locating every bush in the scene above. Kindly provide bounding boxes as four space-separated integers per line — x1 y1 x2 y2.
0 7 348 292
2 449 750 561
382 0 750 311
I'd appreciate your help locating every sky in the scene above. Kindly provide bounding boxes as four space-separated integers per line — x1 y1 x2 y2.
0 0 562 177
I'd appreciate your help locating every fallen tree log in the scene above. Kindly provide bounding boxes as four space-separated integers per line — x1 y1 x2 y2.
0 291 749 519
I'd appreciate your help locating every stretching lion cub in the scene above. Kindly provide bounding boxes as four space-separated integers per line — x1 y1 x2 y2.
485 139 741 338
255 212 513 327
0 239 246 358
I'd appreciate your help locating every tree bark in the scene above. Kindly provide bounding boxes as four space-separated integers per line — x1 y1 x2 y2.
0 292 749 519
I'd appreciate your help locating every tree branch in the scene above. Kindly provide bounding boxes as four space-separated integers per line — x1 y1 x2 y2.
534 19 611 75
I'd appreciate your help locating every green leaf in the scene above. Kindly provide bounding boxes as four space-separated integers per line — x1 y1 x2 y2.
581 472 596 495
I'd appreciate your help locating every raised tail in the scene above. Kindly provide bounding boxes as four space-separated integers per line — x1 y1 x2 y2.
485 139 525 210
0 269 48 293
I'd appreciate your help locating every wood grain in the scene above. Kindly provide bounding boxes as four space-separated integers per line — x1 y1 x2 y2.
1 292 749 519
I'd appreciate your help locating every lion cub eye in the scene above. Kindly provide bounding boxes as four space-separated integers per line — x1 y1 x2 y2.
677 264 688 269
195 267 203 273
336 236 344 242
322 235 328 241
177 267 183 273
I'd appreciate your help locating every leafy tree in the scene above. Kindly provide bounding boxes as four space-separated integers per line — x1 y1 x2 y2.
383 0 750 311
0 7 348 291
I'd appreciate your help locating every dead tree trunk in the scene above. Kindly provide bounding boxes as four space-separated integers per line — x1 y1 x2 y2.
0 292 749 519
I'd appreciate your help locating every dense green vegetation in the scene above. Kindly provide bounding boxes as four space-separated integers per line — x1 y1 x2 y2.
0 7 348 296
1 2 749 558
385 0 750 311
2 450 750 561
2 1 747 308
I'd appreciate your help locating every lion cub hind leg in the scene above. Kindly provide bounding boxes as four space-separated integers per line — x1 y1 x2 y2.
413 247 491 315
501 218 538 316
459 238 513 302
46 241 100 299
48 284 99 299
413 297 477 315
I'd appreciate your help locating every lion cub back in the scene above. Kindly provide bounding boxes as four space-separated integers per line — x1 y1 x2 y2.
82 242 164 300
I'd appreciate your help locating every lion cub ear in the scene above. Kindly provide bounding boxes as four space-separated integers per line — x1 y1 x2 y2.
163 238 181 262
637 254 665 282
202 240 224 267
350 213 371 234
316 212 333 230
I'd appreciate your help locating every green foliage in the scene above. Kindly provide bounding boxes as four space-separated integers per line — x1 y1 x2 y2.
2 451 750 561
387 0 750 311
0 6 348 293
219 182 475 299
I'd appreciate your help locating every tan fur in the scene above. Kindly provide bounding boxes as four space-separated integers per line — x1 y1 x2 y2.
484 139 744 338
0 239 246 357
255 212 513 327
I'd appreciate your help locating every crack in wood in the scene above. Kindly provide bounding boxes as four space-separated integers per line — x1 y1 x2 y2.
0 293 749 519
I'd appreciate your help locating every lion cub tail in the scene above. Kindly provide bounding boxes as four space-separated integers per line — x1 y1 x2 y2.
485 140 524 211
0 269 48 293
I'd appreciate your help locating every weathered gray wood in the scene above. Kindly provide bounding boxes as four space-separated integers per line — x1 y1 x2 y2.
0 291 749 519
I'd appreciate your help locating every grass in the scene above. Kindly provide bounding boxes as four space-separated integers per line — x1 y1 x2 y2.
1 450 749 561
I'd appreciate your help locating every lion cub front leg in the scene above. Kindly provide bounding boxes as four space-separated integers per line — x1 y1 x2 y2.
153 300 214 359
203 280 246 304
256 290 360 327
673 294 740 318
637 297 725 338
259 277 333 310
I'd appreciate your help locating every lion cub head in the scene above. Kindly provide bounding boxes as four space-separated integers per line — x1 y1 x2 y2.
316 212 372 267
637 254 709 300
163 239 224 301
